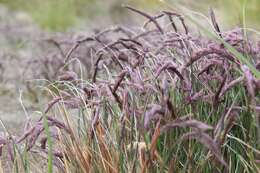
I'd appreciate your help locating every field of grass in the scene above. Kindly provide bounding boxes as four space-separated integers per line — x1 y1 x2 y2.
0 1 259 173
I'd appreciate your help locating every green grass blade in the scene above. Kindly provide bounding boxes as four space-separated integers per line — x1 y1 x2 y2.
43 114 53 173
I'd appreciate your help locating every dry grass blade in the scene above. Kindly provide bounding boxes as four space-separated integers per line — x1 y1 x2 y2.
95 123 118 173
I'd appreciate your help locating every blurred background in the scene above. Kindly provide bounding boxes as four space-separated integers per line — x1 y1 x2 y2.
0 0 259 31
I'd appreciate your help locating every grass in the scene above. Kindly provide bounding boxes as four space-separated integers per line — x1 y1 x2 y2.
0 2 259 173
43 114 53 173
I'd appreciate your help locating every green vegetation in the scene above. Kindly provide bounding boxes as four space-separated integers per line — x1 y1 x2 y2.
0 0 259 31
0 0 85 31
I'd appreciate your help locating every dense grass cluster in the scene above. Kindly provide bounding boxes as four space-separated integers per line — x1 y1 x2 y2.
0 6 259 173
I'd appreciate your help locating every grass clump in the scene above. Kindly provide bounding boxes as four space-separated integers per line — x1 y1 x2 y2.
0 5 259 173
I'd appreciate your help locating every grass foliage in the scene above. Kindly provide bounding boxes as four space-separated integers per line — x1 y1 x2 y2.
0 3 259 173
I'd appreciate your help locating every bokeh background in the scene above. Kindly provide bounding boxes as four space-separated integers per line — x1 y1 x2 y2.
0 0 259 31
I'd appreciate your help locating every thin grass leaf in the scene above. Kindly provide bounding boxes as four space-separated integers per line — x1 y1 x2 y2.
43 114 53 173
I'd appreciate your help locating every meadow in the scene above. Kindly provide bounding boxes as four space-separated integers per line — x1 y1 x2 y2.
0 0 259 172
0 0 260 31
